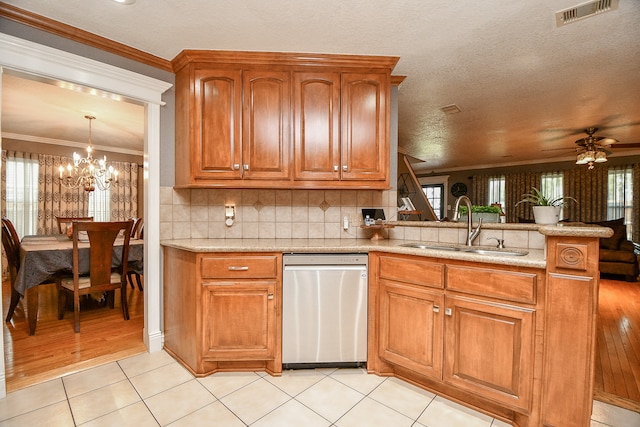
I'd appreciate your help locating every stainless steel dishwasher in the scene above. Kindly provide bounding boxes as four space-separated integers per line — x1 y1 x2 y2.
282 253 368 369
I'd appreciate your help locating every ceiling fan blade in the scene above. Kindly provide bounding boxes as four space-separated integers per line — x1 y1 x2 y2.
614 143 640 149
594 136 618 145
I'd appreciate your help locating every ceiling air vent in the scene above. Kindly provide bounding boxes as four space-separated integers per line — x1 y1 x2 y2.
440 104 462 115
556 0 619 26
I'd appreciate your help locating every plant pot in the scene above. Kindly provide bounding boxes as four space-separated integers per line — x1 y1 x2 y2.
532 206 561 225
459 212 500 223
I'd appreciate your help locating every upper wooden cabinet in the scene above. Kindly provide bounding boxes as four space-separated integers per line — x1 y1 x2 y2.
293 71 389 183
172 50 399 189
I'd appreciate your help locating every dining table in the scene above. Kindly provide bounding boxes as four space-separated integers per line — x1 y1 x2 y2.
15 234 144 335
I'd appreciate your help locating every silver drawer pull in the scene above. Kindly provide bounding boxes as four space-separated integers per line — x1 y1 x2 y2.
445 308 452 316
268 294 274 300
228 266 249 271
433 305 440 313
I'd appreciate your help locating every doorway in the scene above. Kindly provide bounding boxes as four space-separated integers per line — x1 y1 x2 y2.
0 32 171 397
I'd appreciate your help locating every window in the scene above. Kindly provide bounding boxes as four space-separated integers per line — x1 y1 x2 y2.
540 172 564 201
422 184 445 220
607 167 633 239
5 155 39 238
540 172 567 220
487 175 506 216
88 189 111 222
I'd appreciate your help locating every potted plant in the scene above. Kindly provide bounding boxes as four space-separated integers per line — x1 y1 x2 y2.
457 205 503 223
516 187 576 225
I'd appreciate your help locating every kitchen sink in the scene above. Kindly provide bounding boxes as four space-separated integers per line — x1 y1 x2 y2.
399 243 459 251
399 242 528 256
462 248 528 256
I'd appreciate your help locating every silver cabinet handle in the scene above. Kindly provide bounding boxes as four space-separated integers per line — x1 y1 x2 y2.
268 293 274 300
445 308 452 316
333 165 339 172
433 305 440 313
342 165 348 171
228 266 249 271
233 164 240 170
243 164 249 170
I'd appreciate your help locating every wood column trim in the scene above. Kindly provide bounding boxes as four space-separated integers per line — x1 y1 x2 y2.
542 236 600 427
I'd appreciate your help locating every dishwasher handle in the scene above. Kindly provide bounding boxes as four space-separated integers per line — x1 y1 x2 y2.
284 265 367 272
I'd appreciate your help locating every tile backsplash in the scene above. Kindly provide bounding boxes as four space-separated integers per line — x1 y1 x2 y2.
160 186 545 250
160 187 398 241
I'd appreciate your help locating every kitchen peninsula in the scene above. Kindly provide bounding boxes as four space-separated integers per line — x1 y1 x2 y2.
162 222 612 427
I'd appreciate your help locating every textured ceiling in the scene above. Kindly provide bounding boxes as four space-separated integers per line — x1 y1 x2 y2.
2 0 640 172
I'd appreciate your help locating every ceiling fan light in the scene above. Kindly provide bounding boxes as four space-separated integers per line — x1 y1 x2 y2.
583 150 595 163
594 151 607 163
576 153 588 165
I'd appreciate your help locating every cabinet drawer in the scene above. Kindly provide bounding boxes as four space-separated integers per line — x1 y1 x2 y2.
201 255 278 279
378 255 444 289
446 265 537 304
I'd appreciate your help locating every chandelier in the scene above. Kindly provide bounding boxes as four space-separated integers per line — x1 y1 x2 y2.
58 115 119 192
574 128 609 170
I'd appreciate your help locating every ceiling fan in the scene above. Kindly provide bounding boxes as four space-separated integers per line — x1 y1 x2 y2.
543 127 640 153
541 127 640 169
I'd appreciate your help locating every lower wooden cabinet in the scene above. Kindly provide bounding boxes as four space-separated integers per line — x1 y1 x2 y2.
202 281 277 360
443 295 534 411
378 280 444 379
373 253 537 414
163 248 282 376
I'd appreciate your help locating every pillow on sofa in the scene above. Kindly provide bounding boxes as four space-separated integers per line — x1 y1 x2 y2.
589 218 627 250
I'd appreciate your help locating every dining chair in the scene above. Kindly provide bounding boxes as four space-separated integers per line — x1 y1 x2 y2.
2 218 21 322
129 217 142 239
57 220 133 333
56 216 94 234
127 222 144 291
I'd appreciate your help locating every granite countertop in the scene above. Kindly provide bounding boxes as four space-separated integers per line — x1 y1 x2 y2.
388 220 615 238
161 223 612 269
161 238 548 269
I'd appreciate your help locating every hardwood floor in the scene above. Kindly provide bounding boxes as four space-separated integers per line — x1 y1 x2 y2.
595 277 640 412
2 275 639 414
2 279 145 392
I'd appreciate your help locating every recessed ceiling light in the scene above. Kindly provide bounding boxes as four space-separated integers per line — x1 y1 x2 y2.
113 0 136 5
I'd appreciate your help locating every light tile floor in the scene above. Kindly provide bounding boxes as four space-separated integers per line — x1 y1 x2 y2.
1 350 639 426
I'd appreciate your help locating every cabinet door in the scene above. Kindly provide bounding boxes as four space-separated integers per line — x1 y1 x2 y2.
292 72 341 180
340 72 389 182
444 296 534 412
193 68 243 180
378 280 444 379
242 70 291 180
202 281 276 360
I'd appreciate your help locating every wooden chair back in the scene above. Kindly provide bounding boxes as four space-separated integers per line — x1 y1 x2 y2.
56 216 94 234
2 217 22 322
58 220 133 332
1 218 20 281
129 217 142 239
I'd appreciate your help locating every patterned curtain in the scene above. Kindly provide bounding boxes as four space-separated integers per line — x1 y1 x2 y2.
38 154 91 234
505 172 541 223
109 161 139 221
563 166 608 223
471 175 490 206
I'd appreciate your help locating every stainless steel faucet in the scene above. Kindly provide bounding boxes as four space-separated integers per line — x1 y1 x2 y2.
452 195 483 246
